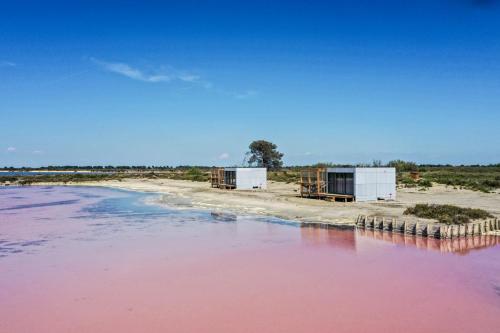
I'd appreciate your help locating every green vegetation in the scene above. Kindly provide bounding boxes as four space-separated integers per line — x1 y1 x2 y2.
0 170 210 185
404 204 493 224
383 161 500 193
387 160 418 172
2 163 500 193
183 168 208 182
247 140 284 170
419 165 500 193
267 170 300 183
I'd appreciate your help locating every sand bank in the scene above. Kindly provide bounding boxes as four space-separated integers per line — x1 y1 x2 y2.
27 179 500 226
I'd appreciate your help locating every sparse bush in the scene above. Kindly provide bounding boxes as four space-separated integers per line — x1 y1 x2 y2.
418 179 432 188
418 165 500 192
398 176 417 187
184 167 207 182
404 204 493 224
267 170 300 183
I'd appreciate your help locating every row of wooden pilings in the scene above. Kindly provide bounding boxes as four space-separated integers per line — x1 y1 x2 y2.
356 215 500 239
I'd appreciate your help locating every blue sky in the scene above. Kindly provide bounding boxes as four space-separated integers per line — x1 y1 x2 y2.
1 0 499 167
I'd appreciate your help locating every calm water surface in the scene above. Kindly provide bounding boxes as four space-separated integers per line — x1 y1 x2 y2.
0 186 499 333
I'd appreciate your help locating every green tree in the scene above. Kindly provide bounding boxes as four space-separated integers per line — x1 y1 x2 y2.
247 140 284 170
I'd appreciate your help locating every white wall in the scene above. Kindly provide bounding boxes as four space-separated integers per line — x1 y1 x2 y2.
233 168 267 190
354 168 396 202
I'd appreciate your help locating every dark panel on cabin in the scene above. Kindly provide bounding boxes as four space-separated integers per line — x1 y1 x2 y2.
327 172 354 195
224 171 236 186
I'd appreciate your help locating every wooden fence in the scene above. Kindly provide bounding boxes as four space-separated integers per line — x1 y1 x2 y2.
356 215 499 239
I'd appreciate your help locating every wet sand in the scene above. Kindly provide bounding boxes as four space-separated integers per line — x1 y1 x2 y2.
30 178 500 226
1 186 499 333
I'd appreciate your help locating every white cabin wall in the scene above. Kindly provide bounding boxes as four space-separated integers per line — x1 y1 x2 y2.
235 168 267 190
354 168 396 202
375 168 396 200
353 168 378 201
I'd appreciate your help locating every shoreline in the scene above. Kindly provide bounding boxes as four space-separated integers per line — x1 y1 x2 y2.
4 178 500 228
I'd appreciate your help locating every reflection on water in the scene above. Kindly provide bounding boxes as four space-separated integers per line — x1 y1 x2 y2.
0 199 80 211
299 224 499 255
300 226 357 251
356 228 499 255
1 186 499 333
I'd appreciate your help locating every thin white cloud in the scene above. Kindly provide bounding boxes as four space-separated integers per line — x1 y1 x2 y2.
6 147 16 152
0 61 16 67
91 58 172 83
218 152 230 160
233 90 258 99
91 58 257 99
178 74 201 82
91 58 205 84
33 150 44 155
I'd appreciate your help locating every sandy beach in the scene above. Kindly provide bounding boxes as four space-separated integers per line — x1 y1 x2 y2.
29 179 500 226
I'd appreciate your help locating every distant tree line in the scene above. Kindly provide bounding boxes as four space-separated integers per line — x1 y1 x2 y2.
2 162 500 172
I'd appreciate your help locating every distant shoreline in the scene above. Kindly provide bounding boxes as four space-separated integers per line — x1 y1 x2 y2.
0 170 99 173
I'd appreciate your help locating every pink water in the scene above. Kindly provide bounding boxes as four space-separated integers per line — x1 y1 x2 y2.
0 186 499 333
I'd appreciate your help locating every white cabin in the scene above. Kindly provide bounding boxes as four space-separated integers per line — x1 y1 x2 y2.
325 167 396 202
220 167 267 190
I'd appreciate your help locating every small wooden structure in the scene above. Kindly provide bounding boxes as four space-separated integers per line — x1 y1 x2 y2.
299 168 327 198
300 168 354 202
210 168 224 188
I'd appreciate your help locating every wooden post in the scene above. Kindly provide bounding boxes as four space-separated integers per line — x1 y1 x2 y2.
307 170 310 194
438 225 445 239
466 223 473 237
316 169 320 197
459 225 466 237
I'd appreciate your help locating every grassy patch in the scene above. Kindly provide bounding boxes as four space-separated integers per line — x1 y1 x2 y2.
404 204 493 224
267 170 300 183
419 166 500 193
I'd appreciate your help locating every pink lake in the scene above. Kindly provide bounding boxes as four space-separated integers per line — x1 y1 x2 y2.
0 186 499 333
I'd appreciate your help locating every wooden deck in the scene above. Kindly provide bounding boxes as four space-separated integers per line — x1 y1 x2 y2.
219 183 236 190
324 194 354 202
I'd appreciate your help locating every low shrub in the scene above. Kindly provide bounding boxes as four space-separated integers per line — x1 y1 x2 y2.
267 170 300 183
418 179 432 188
403 204 493 224
184 168 208 182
